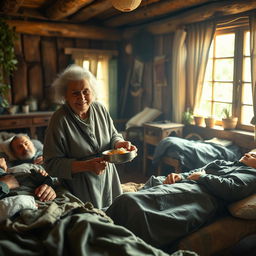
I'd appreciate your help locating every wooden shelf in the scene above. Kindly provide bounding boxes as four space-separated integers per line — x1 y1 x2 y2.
0 112 53 139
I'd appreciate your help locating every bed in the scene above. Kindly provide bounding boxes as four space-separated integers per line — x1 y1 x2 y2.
121 179 256 256
153 135 242 174
0 185 176 256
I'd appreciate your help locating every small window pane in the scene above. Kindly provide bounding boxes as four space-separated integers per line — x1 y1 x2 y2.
244 31 250 57
213 82 233 102
215 34 235 57
241 105 254 125
214 59 234 81
213 102 232 120
243 57 251 82
242 83 253 105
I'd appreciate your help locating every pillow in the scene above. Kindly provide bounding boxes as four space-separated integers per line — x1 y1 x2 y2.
0 195 37 222
228 193 256 220
0 136 16 160
126 107 162 129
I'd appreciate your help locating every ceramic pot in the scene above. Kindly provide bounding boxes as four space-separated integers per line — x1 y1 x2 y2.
205 117 215 128
222 117 238 130
194 116 205 126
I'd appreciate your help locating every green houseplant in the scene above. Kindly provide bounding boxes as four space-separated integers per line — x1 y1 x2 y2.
222 107 238 130
0 18 17 112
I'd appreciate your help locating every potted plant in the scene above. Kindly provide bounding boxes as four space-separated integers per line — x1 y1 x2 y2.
0 18 17 113
182 108 194 125
222 108 238 130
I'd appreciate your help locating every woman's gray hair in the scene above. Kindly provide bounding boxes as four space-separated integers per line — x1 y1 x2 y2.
52 64 99 103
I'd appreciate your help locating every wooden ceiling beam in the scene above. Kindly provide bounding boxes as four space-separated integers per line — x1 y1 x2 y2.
70 0 112 22
45 0 93 20
105 0 217 27
0 0 24 13
6 20 121 41
124 0 256 37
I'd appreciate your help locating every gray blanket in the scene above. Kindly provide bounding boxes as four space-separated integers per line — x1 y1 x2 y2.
0 187 171 256
106 160 256 250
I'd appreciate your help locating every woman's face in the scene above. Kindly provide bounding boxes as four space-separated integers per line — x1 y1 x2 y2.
65 79 93 117
239 152 256 168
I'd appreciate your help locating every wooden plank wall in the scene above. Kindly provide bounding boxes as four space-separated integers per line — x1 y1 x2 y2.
9 34 118 110
120 32 174 121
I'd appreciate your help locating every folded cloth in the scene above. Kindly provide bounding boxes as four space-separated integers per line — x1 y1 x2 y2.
0 195 37 222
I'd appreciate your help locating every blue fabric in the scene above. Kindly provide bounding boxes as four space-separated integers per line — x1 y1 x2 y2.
153 137 241 171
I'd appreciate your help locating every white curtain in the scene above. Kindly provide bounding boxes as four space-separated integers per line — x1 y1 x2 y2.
186 21 216 114
171 29 187 123
249 13 256 138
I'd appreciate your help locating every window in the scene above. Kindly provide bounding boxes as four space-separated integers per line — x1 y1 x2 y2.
83 59 109 110
199 20 253 131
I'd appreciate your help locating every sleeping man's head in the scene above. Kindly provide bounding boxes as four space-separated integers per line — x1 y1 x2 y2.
239 151 256 169
10 135 36 160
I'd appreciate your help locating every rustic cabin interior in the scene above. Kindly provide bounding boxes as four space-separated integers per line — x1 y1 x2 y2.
1 0 256 255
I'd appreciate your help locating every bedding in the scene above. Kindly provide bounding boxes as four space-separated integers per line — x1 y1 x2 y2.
106 160 256 251
0 187 173 256
153 136 241 171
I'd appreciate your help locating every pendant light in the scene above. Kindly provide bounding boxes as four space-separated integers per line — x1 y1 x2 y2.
111 0 142 12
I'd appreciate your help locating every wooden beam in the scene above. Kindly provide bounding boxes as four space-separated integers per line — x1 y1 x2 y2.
71 0 112 22
124 0 256 37
6 20 121 41
0 0 24 13
45 0 93 20
105 0 217 27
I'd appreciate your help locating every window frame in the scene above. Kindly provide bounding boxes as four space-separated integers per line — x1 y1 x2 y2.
202 21 254 132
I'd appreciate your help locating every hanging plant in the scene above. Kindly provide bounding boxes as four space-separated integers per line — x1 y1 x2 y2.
0 18 17 109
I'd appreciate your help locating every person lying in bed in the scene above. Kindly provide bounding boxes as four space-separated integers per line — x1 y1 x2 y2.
0 134 43 168
0 157 56 202
106 152 256 250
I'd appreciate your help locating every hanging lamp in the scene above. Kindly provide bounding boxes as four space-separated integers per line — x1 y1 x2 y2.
111 0 142 12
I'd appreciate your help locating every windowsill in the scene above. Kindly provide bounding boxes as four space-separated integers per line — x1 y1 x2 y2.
184 124 255 151
198 125 254 137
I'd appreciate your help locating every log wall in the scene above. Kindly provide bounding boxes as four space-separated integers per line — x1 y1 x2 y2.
10 34 118 111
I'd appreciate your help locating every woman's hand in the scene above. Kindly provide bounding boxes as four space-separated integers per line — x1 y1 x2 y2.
34 184 56 202
85 157 107 175
115 141 137 152
163 173 182 184
187 170 206 181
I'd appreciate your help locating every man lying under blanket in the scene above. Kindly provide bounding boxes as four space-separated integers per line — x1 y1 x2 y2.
106 152 256 251
0 159 181 256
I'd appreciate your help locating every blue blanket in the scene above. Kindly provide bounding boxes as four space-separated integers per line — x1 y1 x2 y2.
153 137 241 171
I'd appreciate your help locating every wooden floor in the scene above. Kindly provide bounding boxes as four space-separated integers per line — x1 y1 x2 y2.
117 161 147 184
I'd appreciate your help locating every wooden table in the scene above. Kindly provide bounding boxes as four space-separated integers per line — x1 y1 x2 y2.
143 122 184 175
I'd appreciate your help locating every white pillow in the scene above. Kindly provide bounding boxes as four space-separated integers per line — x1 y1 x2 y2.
228 193 256 220
0 137 16 160
126 107 162 129
0 195 37 222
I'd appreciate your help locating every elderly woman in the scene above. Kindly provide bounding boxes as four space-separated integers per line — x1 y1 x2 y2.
43 64 136 209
